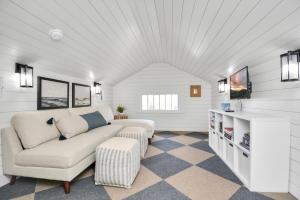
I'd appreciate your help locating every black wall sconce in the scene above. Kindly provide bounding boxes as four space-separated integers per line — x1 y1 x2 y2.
94 82 103 100
280 50 299 82
15 63 33 87
218 78 227 93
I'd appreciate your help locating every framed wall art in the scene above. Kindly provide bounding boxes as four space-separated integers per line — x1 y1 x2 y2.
72 83 91 108
37 76 69 110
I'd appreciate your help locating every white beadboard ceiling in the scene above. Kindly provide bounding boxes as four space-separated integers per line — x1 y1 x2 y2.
1 0 300 84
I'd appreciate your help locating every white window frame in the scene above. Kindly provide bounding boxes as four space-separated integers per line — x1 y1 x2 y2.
140 94 180 113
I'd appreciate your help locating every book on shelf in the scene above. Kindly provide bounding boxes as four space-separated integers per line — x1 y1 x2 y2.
224 127 233 140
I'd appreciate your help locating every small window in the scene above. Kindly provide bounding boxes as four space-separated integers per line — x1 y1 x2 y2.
142 94 179 111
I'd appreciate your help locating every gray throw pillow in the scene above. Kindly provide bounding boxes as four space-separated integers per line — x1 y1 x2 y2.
81 111 107 131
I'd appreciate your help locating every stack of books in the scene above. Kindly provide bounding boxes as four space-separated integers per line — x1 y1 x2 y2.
240 133 250 150
224 127 233 140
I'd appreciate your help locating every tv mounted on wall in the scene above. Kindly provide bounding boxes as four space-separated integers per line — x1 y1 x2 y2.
230 66 252 99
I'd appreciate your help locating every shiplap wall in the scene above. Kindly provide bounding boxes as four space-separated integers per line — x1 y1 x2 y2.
0 59 113 186
211 57 300 199
113 63 211 131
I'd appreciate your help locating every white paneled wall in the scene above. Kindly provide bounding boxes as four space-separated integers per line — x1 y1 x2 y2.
211 57 300 199
0 59 113 186
113 63 211 131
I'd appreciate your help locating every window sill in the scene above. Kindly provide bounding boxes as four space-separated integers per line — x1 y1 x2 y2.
137 111 184 114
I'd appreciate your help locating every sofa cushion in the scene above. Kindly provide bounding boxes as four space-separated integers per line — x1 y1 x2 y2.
11 109 70 149
81 111 107 131
96 105 114 122
111 119 154 132
55 114 88 139
69 107 97 115
15 125 123 169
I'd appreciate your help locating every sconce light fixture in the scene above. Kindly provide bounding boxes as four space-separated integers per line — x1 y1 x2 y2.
94 82 103 100
15 63 33 87
218 78 227 93
281 50 299 82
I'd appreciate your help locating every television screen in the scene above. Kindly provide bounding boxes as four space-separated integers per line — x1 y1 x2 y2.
230 67 251 99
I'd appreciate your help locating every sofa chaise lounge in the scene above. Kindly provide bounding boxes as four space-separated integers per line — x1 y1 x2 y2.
1 105 154 193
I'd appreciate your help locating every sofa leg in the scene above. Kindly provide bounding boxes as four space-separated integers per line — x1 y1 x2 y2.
63 181 70 194
148 138 152 145
10 176 16 185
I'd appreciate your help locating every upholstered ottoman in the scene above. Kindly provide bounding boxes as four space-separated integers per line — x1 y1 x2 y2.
117 127 148 158
95 137 140 188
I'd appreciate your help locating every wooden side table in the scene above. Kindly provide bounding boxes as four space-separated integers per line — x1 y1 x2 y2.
114 114 128 120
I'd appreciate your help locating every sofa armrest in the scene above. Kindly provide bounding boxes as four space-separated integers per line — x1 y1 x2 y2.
1 127 23 175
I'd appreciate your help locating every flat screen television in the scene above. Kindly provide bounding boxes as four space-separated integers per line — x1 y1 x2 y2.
230 66 251 99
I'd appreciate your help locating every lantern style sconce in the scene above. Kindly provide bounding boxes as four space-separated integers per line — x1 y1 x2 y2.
94 82 103 100
218 78 227 93
15 63 33 87
190 85 201 97
281 50 299 82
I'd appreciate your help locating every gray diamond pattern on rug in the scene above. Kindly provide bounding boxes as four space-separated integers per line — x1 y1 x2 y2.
186 132 208 140
197 156 243 185
124 181 191 200
0 177 36 199
230 187 273 200
142 153 192 179
155 131 178 138
152 139 184 151
35 176 110 200
0 131 294 200
190 140 215 154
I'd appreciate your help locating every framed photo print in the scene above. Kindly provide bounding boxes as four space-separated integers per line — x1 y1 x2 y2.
37 76 69 110
72 83 91 107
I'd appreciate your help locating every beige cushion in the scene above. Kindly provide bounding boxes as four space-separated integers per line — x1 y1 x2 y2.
15 125 123 168
69 107 97 115
96 105 114 122
111 119 155 138
11 109 70 149
55 114 88 139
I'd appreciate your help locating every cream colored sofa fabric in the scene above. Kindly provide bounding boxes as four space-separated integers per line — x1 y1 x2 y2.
2 105 154 185
111 119 155 138
96 105 155 138
96 105 114 122
15 125 123 168
69 107 97 115
11 109 70 149
55 114 88 139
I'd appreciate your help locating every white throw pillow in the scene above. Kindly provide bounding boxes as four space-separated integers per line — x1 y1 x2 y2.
11 109 70 149
55 114 88 139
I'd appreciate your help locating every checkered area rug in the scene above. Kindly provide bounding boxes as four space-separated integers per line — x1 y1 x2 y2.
0 131 295 200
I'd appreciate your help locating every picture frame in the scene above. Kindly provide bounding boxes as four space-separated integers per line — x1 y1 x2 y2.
37 76 69 110
190 85 201 97
72 83 91 108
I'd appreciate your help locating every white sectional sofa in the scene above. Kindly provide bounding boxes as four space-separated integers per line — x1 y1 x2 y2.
1 105 154 193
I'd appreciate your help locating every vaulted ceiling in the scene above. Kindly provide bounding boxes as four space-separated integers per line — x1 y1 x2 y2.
1 0 300 84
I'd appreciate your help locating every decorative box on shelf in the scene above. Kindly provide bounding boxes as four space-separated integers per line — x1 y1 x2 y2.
114 114 128 120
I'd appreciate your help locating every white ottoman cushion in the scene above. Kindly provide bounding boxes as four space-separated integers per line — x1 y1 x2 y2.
95 137 140 188
117 127 148 158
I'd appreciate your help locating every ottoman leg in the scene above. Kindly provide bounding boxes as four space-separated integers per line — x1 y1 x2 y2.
148 138 152 145
10 176 16 185
63 181 70 194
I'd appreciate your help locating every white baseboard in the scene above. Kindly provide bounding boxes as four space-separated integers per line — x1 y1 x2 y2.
0 174 9 187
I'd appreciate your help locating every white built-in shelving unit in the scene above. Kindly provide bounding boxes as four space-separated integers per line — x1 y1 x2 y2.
209 109 290 192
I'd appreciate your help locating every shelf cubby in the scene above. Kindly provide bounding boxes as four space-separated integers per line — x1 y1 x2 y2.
224 139 234 169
